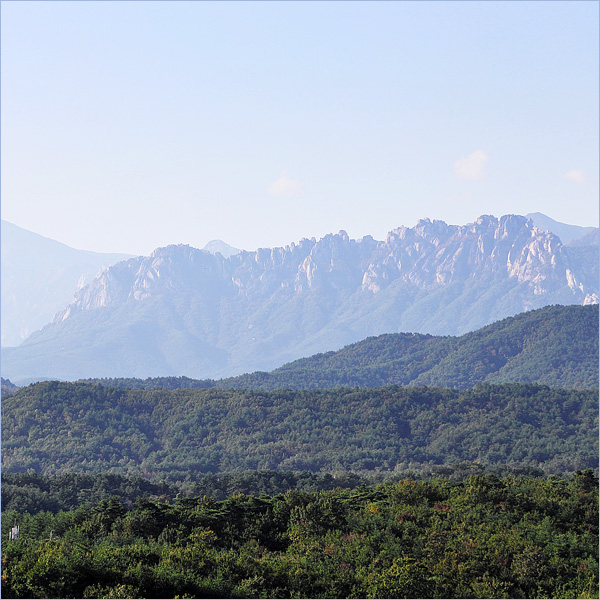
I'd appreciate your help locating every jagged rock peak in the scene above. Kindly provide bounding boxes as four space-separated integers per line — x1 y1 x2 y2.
126 217 557 267
414 217 451 233
150 243 196 258
51 213 596 325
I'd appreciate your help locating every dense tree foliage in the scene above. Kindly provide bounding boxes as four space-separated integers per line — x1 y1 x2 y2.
79 375 215 391
0 471 374 514
1 473 173 514
2 305 597 597
2 472 597 599
2 464 553 514
82 304 599 391
3 381 597 477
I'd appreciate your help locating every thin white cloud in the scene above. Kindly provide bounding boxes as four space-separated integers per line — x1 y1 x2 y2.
564 169 585 185
268 173 303 196
454 150 489 181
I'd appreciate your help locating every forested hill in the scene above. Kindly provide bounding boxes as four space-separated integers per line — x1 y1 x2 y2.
259 303 598 390
85 304 599 391
2 381 597 477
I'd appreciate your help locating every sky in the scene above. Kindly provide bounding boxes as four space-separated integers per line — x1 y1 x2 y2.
1 1 598 256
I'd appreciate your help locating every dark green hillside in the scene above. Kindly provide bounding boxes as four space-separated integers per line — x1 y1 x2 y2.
80 375 215 391
229 304 599 390
2 381 597 477
84 304 598 391
414 303 599 388
228 332 454 389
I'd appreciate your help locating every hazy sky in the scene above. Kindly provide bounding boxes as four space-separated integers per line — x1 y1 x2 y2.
2 1 598 255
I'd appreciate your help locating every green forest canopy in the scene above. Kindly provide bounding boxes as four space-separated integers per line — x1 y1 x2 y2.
2 472 597 599
3 381 597 478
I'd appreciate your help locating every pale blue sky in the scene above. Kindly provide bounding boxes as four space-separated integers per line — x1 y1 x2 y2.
2 1 598 255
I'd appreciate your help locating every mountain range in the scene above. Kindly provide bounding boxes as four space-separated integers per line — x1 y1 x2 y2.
2 214 597 383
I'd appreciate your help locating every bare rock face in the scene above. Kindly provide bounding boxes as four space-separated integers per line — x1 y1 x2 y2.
360 215 586 298
4 214 598 382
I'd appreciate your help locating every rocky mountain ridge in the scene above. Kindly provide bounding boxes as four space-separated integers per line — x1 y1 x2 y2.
3 214 598 382
55 214 596 320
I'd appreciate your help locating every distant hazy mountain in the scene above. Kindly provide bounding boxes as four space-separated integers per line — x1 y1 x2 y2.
2 214 598 382
525 212 597 244
202 240 241 258
566 229 599 247
0 220 133 347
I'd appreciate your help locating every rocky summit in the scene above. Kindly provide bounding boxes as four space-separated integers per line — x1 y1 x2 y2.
2 214 597 382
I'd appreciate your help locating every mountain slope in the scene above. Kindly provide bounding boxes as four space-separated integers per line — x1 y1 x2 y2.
413 303 598 389
230 305 599 390
566 229 599 247
89 304 599 391
2 214 597 382
1 220 133 347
